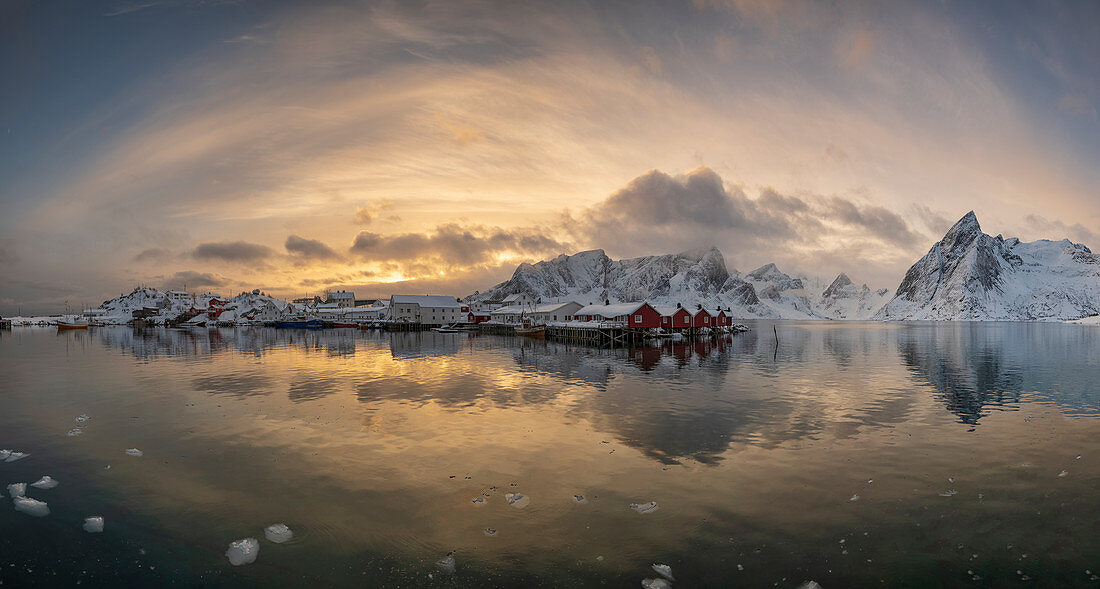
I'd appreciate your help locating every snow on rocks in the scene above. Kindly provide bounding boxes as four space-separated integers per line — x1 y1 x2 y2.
0 450 9 461
630 501 659 514
13 496 50 517
7 483 26 498
125 448 144 457
505 492 530 509
67 428 84 437
30 476 59 489
83 516 105 533
226 538 260 566
264 523 293 543
4 451 30 462
641 579 671 589
651 563 674 580
75 414 90 423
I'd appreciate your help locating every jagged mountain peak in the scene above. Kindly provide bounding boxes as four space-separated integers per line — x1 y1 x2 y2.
822 273 854 298
876 211 1100 321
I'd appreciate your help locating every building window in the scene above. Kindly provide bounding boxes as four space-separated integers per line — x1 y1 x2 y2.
634 315 642 322
704 316 709 323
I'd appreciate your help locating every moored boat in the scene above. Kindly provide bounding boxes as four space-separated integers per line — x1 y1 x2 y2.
57 319 90 330
275 319 323 329
514 324 546 339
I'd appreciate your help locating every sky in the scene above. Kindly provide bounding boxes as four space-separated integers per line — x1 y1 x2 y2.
1 0 1098 314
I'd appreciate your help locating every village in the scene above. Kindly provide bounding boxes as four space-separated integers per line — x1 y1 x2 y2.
4 287 748 346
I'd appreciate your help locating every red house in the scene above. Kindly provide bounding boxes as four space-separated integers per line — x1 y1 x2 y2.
713 309 730 327
467 311 491 323
691 307 713 328
627 302 662 329
656 306 693 330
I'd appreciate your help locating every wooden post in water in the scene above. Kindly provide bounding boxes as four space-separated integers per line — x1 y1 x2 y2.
773 324 779 361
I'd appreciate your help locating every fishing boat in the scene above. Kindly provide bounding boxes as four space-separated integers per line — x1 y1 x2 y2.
431 324 463 333
332 322 358 328
514 323 546 339
57 318 90 330
274 318 323 329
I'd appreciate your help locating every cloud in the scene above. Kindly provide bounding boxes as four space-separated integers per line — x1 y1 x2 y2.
166 270 227 289
285 235 339 260
562 166 928 285
193 241 272 263
350 223 569 268
1023 214 1098 246
133 247 172 262
354 199 395 225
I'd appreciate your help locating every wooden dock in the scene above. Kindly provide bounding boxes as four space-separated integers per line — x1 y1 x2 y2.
545 324 645 347
477 323 516 336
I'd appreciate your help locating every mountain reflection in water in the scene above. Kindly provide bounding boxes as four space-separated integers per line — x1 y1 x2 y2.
2 322 1100 587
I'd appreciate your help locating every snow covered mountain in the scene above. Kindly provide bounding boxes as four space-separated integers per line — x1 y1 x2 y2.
874 211 1100 321
470 247 887 319
815 273 892 320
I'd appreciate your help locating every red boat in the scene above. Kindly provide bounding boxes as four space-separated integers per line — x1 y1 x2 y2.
333 322 357 328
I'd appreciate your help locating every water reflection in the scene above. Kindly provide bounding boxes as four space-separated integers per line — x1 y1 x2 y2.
83 323 1100 454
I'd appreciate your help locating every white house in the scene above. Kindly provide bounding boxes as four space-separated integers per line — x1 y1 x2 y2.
528 301 584 324
166 290 192 302
489 305 527 324
389 295 464 326
327 290 356 308
501 293 535 308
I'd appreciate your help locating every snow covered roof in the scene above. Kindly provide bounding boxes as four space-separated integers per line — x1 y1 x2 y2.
329 291 355 300
390 294 462 308
316 303 341 310
502 293 530 302
653 306 688 317
490 305 527 315
575 302 647 318
531 301 582 313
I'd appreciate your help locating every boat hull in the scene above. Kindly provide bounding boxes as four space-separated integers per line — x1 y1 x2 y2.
515 326 546 339
275 319 323 329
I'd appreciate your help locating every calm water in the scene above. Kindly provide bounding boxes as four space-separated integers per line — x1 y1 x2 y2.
2 322 1100 587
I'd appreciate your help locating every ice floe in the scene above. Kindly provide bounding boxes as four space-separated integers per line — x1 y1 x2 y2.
14 496 50 517
76 414 90 423
30 476 59 490
797 582 824 589
436 555 456 574
939 490 958 497
471 496 485 505
641 579 671 589
1058 470 1068 477
67 428 84 437
125 448 144 457
264 523 293 543
505 492 530 509
226 538 260 566
5 451 29 462
573 494 588 504
484 528 497 537
651 563 674 580
630 501 659 514
83 516 105 533
7 483 26 498
0 450 9 461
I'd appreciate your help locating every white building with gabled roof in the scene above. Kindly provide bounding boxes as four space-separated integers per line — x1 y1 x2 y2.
501 293 535 308
389 294 465 326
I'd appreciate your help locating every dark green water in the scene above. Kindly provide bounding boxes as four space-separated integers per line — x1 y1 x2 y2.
1 322 1099 587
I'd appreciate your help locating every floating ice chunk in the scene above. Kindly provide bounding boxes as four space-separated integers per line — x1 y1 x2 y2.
30 476 59 490
505 492 530 509
5 451 29 462
630 501 659 514
225 538 260 566
1058 470 1068 477
573 494 588 504
67 428 84 437
651 563 674 580
0 450 9 461
797 582 824 589
471 496 485 505
14 496 49 517
75 414 90 423
7 483 26 498
83 516 105 533
641 579 671 589
125 448 144 457
436 555 456 574
264 523 293 543
484 528 497 536
849 494 860 502
939 490 957 497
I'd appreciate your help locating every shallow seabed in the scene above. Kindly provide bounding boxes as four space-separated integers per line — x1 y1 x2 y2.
1 322 1099 587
